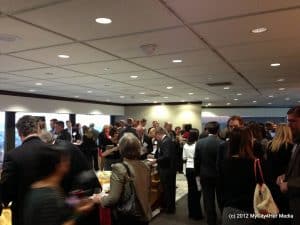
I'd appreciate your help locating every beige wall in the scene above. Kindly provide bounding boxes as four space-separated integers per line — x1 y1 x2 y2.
125 103 202 130
202 107 289 117
0 94 124 115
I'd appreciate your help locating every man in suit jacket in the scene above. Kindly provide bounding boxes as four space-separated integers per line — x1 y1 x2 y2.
194 121 222 225
0 115 49 225
152 127 177 213
279 106 300 225
55 120 71 142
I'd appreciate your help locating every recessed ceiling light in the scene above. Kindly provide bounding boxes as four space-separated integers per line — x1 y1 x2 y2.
277 78 285 82
285 97 290 101
172 59 183 63
207 103 212 106
278 87 285 91
270 63 280 67
106 99 111 102
226 102 231 105
143 100 149 102
234 98 238 101
95 17 112 24
163 96 169 99
35 82 42 86
251 27 268 34
58 54 70 59
224 86 230 90
28 89 36 92
268 102 272 105
204 97 210 100
153 101 158 103
139 92 145 95
181 100 185 102
188 92 194 95
74 95 79 98
237 93 242 96
130 75 138 79
87 90 93 93
252 100 257 103
166 86 173 89
269 95 274 98
298 100 300 103
120 96 125 98
104 67 111 71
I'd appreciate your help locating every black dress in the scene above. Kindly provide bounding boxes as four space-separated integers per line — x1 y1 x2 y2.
266 143 293 213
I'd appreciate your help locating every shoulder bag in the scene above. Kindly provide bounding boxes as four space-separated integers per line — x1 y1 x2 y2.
253 158 279 216
114 162 143 222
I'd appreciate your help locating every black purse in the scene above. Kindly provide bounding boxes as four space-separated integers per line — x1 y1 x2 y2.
114 162 143 223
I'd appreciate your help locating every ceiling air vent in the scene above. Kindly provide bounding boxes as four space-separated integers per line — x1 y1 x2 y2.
206 82 232 87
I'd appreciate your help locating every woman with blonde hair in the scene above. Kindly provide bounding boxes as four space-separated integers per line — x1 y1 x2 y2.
266 123 293 220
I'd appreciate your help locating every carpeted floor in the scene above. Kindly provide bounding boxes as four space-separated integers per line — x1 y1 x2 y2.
150 195 207 225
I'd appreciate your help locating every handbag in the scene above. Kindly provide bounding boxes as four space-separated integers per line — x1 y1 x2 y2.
114 162 143 222
0 204 12 225
253 158 279 216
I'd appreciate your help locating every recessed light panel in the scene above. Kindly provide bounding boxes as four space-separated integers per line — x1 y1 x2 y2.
270 63 280 67
58 54 70 59
172 59 182 63
251 27 268 34
95 18 112 24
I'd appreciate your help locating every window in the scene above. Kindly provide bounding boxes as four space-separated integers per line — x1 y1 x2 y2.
0 112 5 169
15 112 69 147
76 114 110 132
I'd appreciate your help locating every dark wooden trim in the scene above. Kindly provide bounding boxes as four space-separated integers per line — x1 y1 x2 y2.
0 90 123 106
124 101 203 106
202 105 292 109
5 111 15 152
0 90 202 106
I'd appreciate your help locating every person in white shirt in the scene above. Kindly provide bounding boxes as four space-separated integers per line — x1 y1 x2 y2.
182 129 203 220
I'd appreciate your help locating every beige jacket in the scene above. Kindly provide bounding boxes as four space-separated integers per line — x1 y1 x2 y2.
101 159 152 221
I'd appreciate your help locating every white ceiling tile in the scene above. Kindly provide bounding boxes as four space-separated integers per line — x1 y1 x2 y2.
12 67 84 79
193 9 300 47
164 0 300 23
63 60 145 75
0 17 71 53
15 0 181 40
87 27 206 58
0 0 64 14
97 70 164 82
131 50 223 69
0 55 46 72
11 43 116 65
219 38 300 61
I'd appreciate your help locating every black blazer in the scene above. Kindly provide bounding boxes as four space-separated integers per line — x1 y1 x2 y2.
0 136 49 225
57 129 71 142
194 135 222 178
155 135 176 171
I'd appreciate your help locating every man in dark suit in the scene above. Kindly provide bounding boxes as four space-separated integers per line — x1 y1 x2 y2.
152 127 177 213
55 120 71 142
119 118 137 138
0 115 49 225
278 106 300 225
136 125 153 159
194 121 222 225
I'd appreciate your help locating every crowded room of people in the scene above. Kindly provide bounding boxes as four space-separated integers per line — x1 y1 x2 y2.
0 1 299 225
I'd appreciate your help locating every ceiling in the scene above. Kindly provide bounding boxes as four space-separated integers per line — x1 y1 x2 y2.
0 0 300 106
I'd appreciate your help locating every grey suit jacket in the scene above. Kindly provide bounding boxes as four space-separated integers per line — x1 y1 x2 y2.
287 144 300 196
194 135 222 178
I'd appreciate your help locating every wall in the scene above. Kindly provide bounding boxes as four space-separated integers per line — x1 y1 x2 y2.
0 95 124 115
201 107 290 117
124 103 202 129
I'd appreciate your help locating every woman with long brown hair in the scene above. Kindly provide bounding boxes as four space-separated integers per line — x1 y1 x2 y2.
219 127 257 225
